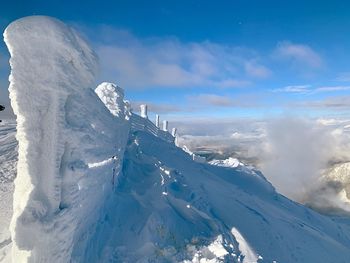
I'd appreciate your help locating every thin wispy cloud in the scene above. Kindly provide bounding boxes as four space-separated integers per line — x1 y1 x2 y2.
273 85 350 94
305 95 350 109
274 41 323 69
273 85 311 93
188 94 236 107
187 93 266 109
244 60 272 78
315 86 350 92
87 26 271 89
335 72 350 82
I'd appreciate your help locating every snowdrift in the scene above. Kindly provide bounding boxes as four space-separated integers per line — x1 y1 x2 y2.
2 15 350 263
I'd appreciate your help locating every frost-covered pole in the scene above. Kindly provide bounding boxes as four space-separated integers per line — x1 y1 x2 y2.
155 114 160 127
171 127 177 137
162 120 168 131
140 104 148 118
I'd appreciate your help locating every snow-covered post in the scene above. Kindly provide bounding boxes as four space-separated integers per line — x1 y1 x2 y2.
171 127 177 137
162 120 168 131
140 104 148 118
155 114 160 128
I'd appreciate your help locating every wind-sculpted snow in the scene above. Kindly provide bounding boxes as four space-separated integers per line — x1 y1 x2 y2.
80 131 350 262
95 82 130 119
4 16 130 262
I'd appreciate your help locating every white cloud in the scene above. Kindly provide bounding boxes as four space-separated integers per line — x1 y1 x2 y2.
186 93 266 109
92 27 270 89
244 60 272 78
260 117 348 201
273 85 350 94
188 94 235 107
305 95 350 109
273 84 311 93
314 86 350 92
274 41 323 69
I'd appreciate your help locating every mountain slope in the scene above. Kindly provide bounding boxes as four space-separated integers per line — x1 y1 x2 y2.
79 131 350 263
2 15 350 263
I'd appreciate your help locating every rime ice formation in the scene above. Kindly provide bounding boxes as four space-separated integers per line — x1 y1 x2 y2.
4 16 130 262
95 82 128 119
2 15 350 263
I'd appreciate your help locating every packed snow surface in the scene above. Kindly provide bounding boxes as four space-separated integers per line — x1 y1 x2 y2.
1 15 350 263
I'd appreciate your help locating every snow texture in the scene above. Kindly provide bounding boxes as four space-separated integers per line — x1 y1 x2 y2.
210 158 243 168
0 121 17 263
95 82 128 119
4 16 130 262
2 15 350 263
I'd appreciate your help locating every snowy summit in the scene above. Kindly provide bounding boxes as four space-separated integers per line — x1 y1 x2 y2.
0 16 350 263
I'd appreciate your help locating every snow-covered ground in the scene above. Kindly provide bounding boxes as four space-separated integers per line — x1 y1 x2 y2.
0 121 16 262
1 15 350 263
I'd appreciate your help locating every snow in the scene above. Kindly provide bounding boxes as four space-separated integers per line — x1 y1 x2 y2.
95 82 127 119
4 16 129 262
231 228 258 263
86 130 350 262
207 235 228 258
0 121 17 263
210 157 243 168
182 145 207 163
2 15 350 263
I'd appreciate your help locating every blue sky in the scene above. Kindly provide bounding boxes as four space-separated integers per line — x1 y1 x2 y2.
1 0 350 120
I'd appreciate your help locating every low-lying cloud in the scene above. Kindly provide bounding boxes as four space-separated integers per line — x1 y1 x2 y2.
260 117 337 200
176 115 350 211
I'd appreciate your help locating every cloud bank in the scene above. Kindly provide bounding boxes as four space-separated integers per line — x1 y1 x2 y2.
260 117 335 200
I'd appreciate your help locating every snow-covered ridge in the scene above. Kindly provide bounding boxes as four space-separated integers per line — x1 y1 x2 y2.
3 15 350 263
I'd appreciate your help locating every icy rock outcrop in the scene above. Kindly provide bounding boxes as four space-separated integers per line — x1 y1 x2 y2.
4 16 130 262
